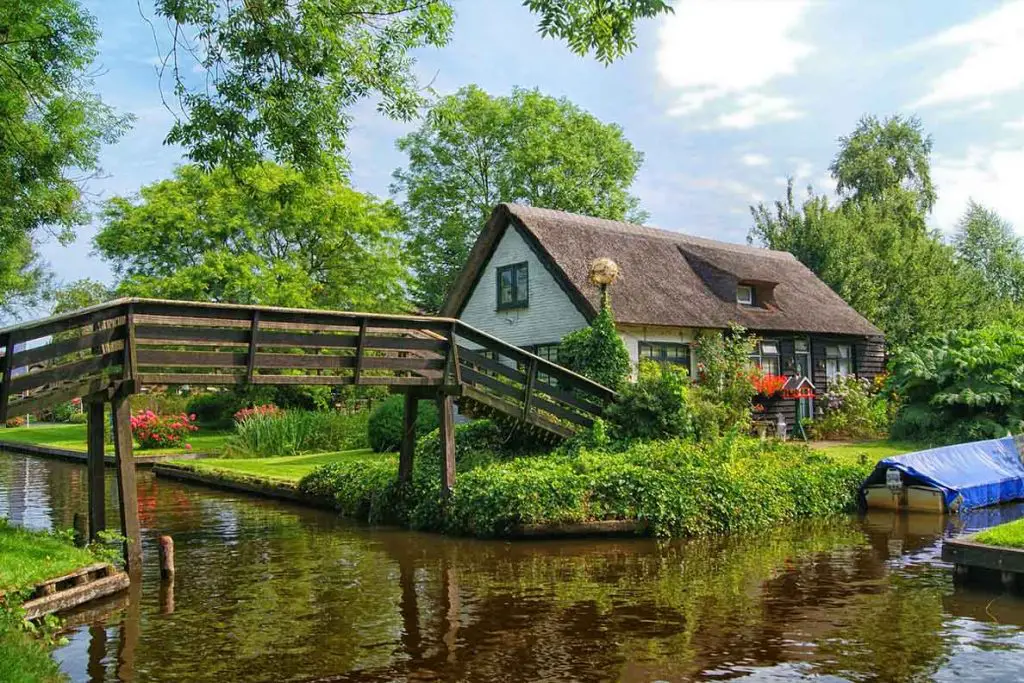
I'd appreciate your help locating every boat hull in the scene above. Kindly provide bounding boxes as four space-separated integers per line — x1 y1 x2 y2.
863 484 946 513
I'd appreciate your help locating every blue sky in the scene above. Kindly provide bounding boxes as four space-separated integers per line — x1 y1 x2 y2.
42 0 1024 297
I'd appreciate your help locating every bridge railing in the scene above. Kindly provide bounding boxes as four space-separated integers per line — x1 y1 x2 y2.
0 299 615 438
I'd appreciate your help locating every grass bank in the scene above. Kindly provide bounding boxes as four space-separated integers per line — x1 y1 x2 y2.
298 422 872 538
166 449 379 484
973 518 1024 549
0 423 232 456
0 520 103 683
812 439 928 467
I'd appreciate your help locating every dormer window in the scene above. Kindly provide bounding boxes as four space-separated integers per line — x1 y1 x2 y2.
736 284 754 306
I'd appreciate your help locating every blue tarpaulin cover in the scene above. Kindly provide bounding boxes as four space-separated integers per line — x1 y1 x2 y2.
862 436 1024 511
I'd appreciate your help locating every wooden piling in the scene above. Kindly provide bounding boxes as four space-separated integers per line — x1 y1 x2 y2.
111 390 141 573
158 535 175 581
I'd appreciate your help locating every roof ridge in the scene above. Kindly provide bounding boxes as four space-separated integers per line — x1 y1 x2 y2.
503 203 795 261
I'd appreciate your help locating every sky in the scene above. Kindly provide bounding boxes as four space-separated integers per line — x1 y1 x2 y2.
41 0 1024 298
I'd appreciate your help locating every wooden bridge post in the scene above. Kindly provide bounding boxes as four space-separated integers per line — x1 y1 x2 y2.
86 399 106 542
438 394 456 496
0 332 15 425
111 388 141 573
398 392 418 483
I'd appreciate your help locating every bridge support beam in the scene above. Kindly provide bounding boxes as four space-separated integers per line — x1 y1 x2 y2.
398 393 418 484
437 394 455 497
86 400 106 543
111 389 141 574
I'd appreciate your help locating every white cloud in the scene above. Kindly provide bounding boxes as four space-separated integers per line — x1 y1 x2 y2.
657 0 813 127
931 145 1024 235
740 153 770 167
711 94 803 129
909 1 1024 108
1005 117 1024 130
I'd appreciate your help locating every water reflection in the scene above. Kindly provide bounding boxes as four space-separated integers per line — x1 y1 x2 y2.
3 451 1024 682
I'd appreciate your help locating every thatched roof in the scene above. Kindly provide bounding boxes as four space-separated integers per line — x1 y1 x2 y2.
442 204 883 338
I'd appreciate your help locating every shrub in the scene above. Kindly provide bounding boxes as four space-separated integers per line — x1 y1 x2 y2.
299 427 867 538
558 306 631 390
186 392 240 427
692 327 758 438
132 390 191 418
366 395 439 453
4 417 26 428
806 374 889 440
130 411 199 450
69 412 88 425
50 400 80 423
234 404 280 423
889 323 1024 443
605 360 694 441
228 409 370 457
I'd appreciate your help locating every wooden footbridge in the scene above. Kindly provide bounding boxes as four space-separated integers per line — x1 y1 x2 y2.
0 299 616 570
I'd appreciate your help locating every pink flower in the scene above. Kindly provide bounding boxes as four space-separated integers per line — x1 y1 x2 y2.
185 444 192 451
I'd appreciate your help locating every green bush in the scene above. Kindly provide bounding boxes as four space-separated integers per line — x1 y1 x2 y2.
366 395 439 453
299 427 867 538
228 410 370 457
132 390 192 418
50 401 79 423
605 360 694 441
558 306 631 390
186 392 241 427
889 323 1024 443
692 326 758 437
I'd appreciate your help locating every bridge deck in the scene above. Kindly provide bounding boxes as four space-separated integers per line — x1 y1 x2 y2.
0 299 616 569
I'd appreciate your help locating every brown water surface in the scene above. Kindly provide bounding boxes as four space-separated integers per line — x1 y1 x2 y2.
3 451 1024 682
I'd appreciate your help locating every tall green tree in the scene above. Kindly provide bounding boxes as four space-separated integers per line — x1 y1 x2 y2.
393 85 646 311
94 163 408 312
830 114 936 213
153 0 670 173
51 279 113 315
953 200 1024 303
0 0 131 318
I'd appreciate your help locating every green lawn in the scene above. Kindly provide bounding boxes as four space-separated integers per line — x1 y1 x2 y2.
0 519 100 594
973 518 1024 549
811 439 929 467
0 423 232 456
167 449 383 484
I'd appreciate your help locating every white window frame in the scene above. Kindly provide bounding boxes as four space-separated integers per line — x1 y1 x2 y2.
750 339 781 375
825 344 852 382
736 284 754 306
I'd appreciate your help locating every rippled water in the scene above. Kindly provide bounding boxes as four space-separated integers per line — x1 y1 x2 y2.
3 451 1024 682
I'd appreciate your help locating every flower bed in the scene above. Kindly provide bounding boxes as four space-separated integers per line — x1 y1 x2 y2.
130 411 199 450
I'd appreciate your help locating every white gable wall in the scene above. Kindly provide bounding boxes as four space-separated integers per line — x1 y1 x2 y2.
458 224 589 348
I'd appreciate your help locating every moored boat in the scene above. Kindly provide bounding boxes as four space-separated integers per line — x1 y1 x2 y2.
861 436 1024 513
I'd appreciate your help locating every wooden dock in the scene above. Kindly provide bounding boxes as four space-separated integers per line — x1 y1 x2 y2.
942 537 1024 591
7 563 130 621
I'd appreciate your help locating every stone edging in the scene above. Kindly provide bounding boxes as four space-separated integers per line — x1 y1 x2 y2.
151 464 337 510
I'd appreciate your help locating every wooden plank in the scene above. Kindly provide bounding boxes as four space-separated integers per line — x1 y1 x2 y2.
32 563 111 591
134 324 249 345
457 346 527 383
112 391 141 573
2 306 125 345
246 310 260 383
531 394 594 428
460 366 525 403
137 349 248 368
460 385 574 439
0 332 14 424
21 572 130 621
4 377 113 420
943 538 1024 574
531 377 603 416
448 324 462 386
248 374 438 387
87 401 106 543
438 394 455 496
353 318 367 384
399 393 417 483
12 326 126 367
137 373 243 386
9 351 122 394
255 354 445 372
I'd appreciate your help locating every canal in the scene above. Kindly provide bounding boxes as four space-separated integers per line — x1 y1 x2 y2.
3 450 1024 682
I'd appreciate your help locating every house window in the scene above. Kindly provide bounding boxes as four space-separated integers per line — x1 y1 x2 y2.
750 340 781 375
639 342 692 368
825 344 852 381
736 284 754 306
533 343 559 384
496 262 529 310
